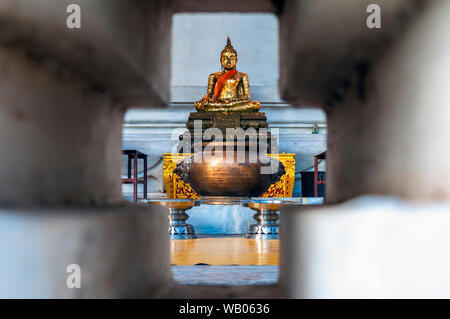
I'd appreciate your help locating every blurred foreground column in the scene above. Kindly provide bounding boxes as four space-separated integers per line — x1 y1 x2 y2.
280 0 450 203
281 198 450 298
0 0 172 297
279 0 450 297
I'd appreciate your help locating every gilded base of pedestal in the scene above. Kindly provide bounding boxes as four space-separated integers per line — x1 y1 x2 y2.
163 153 295 199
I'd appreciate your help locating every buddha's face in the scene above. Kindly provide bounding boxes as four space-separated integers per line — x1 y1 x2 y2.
221 51 237 70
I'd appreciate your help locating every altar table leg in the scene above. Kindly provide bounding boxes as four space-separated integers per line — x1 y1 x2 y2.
168 208 197 240
246 209 279 240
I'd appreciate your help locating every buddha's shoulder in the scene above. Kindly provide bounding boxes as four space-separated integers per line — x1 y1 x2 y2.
238 72 248 78
209 71 223 78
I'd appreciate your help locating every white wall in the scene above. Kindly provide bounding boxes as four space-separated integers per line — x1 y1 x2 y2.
171 13 278 86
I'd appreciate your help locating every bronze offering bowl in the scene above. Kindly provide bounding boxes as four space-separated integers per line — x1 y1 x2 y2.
173 150 286 197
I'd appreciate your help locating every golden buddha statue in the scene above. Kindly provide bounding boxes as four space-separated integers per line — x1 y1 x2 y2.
195 36 261 112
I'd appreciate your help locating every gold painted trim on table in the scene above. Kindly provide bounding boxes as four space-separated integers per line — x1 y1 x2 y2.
163 153 295 199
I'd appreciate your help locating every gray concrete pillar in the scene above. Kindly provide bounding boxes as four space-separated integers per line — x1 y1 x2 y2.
279 0 450 299
0 206 171 298
0 0 175 297
0 46 123 206
279 0 450 202
281 198 450 298
326 0 450 202
0 0 171 106
0 44 174 298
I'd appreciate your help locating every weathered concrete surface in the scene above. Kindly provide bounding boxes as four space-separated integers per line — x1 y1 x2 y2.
325 0 450 202
0 45 124 206
278 0 450 202
166 283 283 299
1 0 448 300
279 0 421 106
0 0 171 105
0 205 171 298
171 0 277 13
280 196 450 298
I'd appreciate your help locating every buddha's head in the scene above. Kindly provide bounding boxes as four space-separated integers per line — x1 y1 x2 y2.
220 36 237 70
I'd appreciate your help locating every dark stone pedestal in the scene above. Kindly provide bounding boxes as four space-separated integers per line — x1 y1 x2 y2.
179 112 276 153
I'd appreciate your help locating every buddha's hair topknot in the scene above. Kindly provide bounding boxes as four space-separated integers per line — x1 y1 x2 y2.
221 35 237 57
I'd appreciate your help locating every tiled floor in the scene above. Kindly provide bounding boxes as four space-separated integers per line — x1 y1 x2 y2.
171 235 279 285
172 265 279 285
171 236 279 266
